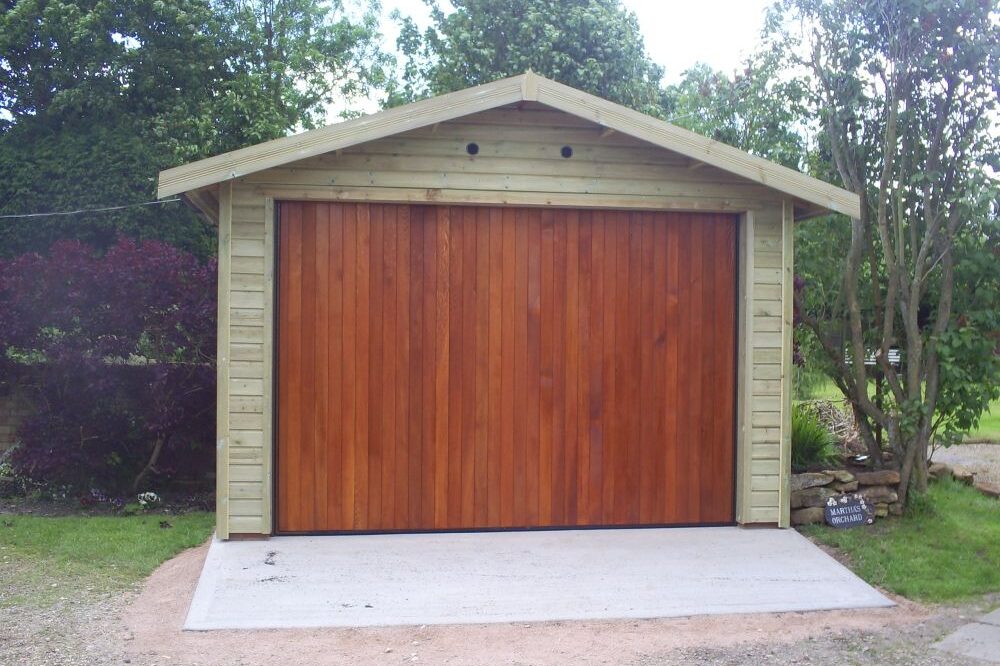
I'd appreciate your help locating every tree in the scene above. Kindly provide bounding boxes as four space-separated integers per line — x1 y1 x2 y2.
770 0 1000 504
387 0 665 115
0 0 390 257
212 0 391 142
0 238 217 494
663 52 809 169
0 0 229 256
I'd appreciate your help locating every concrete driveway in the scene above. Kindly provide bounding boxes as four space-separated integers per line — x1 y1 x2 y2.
185 527 892 630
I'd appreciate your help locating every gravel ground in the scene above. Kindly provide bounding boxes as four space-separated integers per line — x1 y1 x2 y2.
934 442 1000 487
3 540 997 666
1 582 132 666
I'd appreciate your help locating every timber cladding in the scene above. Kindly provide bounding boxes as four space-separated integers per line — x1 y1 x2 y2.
161 76 863 538
275 202 737 533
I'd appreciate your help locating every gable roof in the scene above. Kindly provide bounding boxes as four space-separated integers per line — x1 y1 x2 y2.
157 72 860 219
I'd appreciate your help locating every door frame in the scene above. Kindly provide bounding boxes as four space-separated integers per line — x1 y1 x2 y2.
268 199 746 535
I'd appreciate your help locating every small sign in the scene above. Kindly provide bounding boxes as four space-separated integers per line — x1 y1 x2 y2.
824 494 875 528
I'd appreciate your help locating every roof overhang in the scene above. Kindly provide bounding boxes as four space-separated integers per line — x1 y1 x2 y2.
158 73 860 221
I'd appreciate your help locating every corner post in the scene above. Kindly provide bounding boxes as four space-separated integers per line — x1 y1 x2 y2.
778 200 795 528
216 182 233 539
736 211 755 524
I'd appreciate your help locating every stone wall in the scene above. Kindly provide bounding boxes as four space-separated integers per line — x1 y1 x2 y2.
790 469 902 526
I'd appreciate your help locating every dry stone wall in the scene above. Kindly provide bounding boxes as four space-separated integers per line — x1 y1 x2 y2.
789 469 902 526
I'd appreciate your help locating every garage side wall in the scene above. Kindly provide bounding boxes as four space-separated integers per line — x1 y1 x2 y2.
737 205 791 526
213 108 793 536
216 183 275 538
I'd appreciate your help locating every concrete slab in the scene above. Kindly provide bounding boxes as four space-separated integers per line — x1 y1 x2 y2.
934 622 1000 664
185 527 894 630
982 608 1000 627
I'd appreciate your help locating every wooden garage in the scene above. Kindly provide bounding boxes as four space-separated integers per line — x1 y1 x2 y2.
158 73 860 539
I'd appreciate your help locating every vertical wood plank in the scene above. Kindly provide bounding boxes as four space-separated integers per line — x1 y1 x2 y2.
780 202 795 528
600 212 617 525
367 204 384 528
539 208 554 525
314 203 331 529
461 208 478 527
550 211 567 525
326 204 345 530
418 206 436 528
433 207 451 528
354 203 371 528
716 216 737 522
576 211 592 523
447 211 464 527
261 196 275 534
216 183 232 538
698 218 717 522
292 205 316 529
381 206 399 528
526 209 542 526
651 217 668 522
474 208 490 526
487 208 503 526
500 208 516 527
625 212 643 524
612 211 631 524
663 218 688 523
408 207 426 528
513 210 528 527
686 215 704 521
563 211 580 525
587 212 605 525
638 213 655 523
341 204 357 528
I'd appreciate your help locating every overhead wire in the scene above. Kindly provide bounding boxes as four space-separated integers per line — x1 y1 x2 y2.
0 198 182 220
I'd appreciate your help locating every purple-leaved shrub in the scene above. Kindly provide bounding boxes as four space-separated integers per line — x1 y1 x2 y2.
0 237 216 494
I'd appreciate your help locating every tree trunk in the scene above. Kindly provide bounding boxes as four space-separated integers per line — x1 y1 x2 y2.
132 436 166 494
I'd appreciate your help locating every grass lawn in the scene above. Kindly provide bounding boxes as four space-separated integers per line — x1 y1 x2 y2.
797 374 999 442
801 479 1000 602
0 512 214 608
971 404 1000 441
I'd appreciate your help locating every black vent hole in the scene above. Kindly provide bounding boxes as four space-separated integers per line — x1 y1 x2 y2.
466 142 479 155
561 145 573 158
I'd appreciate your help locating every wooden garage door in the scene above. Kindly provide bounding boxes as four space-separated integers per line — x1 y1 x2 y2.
276 202 736 533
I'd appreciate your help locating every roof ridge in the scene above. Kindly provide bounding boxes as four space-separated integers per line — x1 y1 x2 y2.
157 72 859 219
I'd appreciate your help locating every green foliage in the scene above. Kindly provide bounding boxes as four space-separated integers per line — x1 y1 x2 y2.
0 0 227 256
212 0 391 142
934 212 1000 445
768 0 1000 492
0 117 216 257
0 0 389 257
0 512 214 608
791 403 839 470
801 478 1000 602
387 0 665 115
663 53 808 168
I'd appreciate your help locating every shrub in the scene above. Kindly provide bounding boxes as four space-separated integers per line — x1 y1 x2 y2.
791 403 840 471
0 237 216 494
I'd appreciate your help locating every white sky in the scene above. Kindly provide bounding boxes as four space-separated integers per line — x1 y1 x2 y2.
377 0 774 83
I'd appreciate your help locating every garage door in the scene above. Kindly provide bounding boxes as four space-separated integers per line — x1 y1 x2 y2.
276 202 736 533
